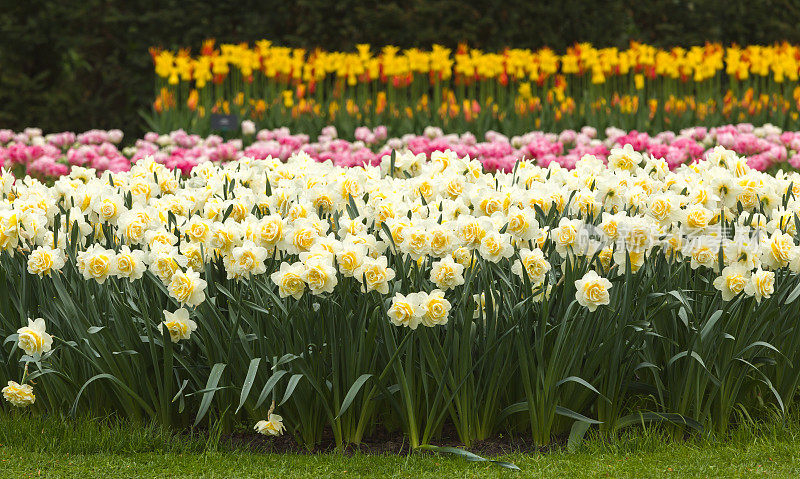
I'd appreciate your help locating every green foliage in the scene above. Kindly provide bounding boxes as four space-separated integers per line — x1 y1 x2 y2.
2 1 800 136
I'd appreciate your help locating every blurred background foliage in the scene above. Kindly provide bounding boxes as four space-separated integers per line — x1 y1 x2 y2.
1 0 799 136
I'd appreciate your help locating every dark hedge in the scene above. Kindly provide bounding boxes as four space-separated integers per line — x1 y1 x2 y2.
1 0 799 136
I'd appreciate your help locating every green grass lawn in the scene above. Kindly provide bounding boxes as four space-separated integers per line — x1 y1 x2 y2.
1 414 799 478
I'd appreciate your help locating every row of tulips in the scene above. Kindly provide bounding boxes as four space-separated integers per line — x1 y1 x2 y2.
149 41 800 135
4 123 800 182
3 144 800 449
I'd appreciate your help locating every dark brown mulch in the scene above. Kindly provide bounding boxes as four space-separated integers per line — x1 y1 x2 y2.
223 423 566 456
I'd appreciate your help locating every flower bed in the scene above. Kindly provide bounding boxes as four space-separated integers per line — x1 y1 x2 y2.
3 123 800 181
149 41 800 135
2 144 800 449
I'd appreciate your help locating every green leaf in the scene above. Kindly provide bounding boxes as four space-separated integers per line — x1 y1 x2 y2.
242 300 270 316
347 194 359 218
616 412 703 433
737 340 785 360
271 353 299 370
70 373 154 418
556 376 609 402
667 350 710 371
699 310 724 341
388 150 396 178
194 363 226 426
187 386 230 396
555 406 602 425
497 401 528 423
634 361 660 372
112 350 139 356
785 281 800 304
172 379 189 402
279 374 304 406
418 445 520 470
237 357 261 414
567 420 592 453
380 222 396 248
255 370 287 409
252 282 288 316
24 368 65 382
336 373 372 419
